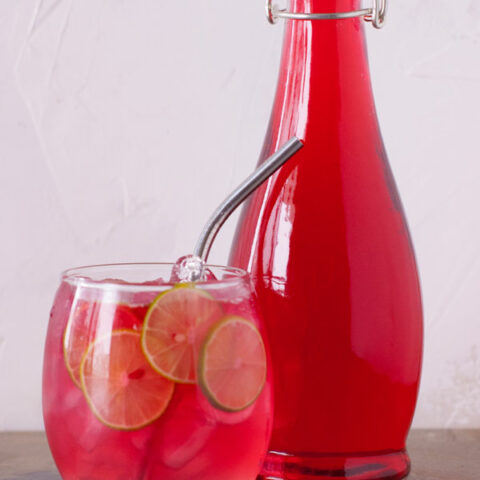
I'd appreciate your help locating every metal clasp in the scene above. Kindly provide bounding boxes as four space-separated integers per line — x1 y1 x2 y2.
266 0 387 29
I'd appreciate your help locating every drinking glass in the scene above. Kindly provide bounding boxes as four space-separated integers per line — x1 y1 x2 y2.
43 263 272 480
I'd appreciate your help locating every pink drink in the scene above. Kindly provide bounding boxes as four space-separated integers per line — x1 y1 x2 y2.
43 264 272 480
230 1 423 477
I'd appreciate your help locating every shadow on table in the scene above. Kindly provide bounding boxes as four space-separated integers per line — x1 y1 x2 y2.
6 473 61 480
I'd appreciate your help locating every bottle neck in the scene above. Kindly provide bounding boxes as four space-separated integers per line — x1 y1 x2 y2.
267 0 377 148
290 0 361 13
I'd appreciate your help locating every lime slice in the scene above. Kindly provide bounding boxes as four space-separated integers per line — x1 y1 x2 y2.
63 301 141 388
141 286 224 384
198 317 267 412
80 329 174 430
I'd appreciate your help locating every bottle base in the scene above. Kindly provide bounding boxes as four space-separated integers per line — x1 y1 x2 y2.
257 449 410 480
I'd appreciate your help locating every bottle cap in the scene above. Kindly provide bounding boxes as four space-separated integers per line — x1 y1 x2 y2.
266 0 387 29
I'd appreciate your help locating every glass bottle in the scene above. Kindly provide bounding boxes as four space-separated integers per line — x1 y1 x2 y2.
229 1 423 478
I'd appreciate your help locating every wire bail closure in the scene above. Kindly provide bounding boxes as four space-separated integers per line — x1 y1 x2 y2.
266 0 387 29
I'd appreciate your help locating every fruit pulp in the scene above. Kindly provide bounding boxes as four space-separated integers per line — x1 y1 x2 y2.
43 277 272 480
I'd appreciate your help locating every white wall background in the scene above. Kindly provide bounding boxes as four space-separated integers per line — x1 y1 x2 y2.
0 0 479 430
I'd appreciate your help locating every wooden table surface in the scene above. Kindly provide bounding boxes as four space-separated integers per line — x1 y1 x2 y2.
0 430 478 479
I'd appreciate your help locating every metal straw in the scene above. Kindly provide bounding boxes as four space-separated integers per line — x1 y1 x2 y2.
194 136 303 262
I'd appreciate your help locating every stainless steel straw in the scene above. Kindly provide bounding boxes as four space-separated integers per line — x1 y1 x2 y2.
194 136 303 262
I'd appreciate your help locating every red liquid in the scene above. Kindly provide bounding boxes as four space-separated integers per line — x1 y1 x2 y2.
230 1 423 478
43 278 272 480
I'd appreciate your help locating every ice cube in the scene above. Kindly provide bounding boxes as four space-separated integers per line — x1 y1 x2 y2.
171 255 206 283
161 423 215 469
76 413 107 453
198 390 255 426
153 387 215 469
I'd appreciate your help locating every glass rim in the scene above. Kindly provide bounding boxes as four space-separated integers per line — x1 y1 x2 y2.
61 262 250 291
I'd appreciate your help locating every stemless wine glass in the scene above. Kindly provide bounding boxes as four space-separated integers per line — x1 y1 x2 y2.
43 263 273 480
